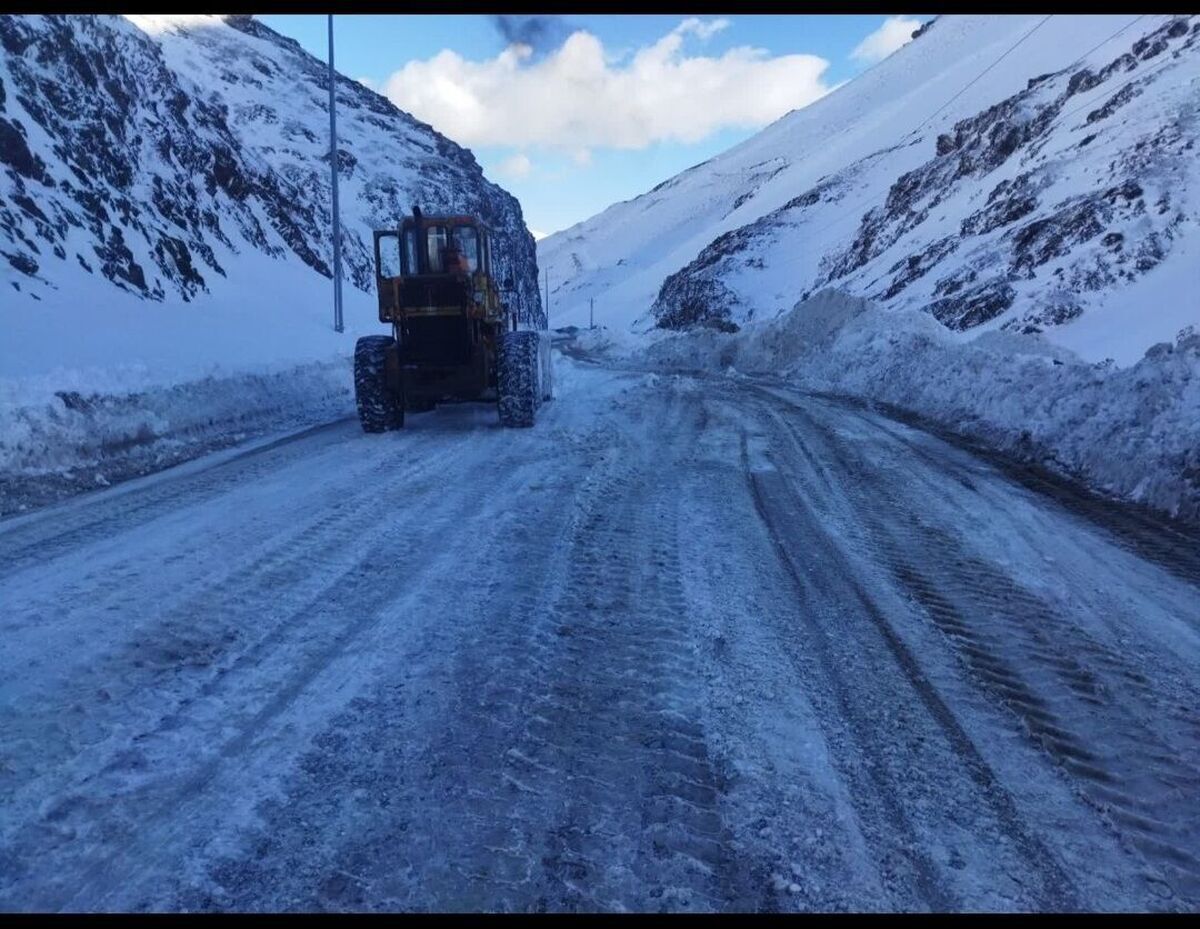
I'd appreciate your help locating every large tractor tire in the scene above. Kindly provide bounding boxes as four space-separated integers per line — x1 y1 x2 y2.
354 335 404 433
498 330 539 428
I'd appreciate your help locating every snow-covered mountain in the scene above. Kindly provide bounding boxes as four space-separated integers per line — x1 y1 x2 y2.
0 14 541 381
538 15 1199 365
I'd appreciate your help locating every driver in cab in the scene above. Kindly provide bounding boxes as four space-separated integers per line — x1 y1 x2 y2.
441 237 472 278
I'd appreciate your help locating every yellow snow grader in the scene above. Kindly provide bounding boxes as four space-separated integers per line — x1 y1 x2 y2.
354 207 551 431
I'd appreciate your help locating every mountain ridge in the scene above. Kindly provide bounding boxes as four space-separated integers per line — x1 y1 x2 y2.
537 14 1198 366
0 14 543 336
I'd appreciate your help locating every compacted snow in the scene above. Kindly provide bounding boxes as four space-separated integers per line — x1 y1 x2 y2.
1 352 1198 912
2 13 1198 912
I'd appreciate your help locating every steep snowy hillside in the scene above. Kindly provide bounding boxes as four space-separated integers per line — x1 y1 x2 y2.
538 15 1199 364
0 14 541 384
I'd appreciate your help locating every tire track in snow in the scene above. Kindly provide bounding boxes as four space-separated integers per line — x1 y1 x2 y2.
0 418 365 581
251 381 765 913
0 423 473 817
758 385 1200 908
673 391 893 911
0 419 566 910
811 391 1200 590
379 383 762 911
736 421 1068 910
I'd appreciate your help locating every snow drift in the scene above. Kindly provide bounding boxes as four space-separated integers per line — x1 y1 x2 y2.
0 360 353 516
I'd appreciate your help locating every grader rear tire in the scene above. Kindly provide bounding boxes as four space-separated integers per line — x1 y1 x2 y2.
497 330 539 428
354 336 404 433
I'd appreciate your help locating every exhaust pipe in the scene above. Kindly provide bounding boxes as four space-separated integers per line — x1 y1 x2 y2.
411 204 424 273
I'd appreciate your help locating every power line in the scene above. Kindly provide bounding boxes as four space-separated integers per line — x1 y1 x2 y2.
908 14 1054 139
792 15 1064 247
807 14 1161 243
1055 31 1180 127
1068 14 1147 71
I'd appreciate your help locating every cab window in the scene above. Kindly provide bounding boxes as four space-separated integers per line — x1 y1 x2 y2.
377 233 401 278
402 228 419 275
454 226 480 273
426 226 448 272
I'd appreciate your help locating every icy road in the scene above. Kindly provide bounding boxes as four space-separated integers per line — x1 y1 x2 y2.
2 356 1199 912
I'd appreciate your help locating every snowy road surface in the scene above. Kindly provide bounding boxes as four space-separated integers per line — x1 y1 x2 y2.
2 358 1199 912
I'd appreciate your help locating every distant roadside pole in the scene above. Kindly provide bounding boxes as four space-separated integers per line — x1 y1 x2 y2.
328 14 344 334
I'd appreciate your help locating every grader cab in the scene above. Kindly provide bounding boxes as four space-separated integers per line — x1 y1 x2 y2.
353 208 551 431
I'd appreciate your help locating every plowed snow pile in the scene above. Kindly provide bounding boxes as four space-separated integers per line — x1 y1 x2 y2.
644 289 1200 522
0 361 354 516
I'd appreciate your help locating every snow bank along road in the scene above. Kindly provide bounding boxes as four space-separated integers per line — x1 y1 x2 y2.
2 357 1199 912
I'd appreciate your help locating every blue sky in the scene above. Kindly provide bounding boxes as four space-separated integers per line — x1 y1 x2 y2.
260 14 930 237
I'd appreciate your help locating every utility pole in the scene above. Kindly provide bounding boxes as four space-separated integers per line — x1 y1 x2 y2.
543 266 549 328
328 14 344 333
590 297 594 330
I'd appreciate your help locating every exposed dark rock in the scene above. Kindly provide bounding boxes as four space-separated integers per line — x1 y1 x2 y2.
962 174 1040 236
1087 81 1142 124
650 174 845 329
880 236 958 299
1133 35 1169 60
154 235 205 298
319 148 358 175
933 266 977 298
4 249 37 275
928 281 1015 330
1167 18 1191 39
1066 69 1102 98
1003 299 1084 334
12 193 47 222
1009 199 1105 276
0 117 51 183
654 274 740 331
910 18 936 40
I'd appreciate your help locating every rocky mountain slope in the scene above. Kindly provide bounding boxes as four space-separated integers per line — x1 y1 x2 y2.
0 13 542 377
538 15 1198 366
0 14 542 512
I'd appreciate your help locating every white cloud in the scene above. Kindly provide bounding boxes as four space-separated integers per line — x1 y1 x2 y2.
495 152 534 179
530 228 549 241
382 18 833 151
850 16 923 65
675 17 730 41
